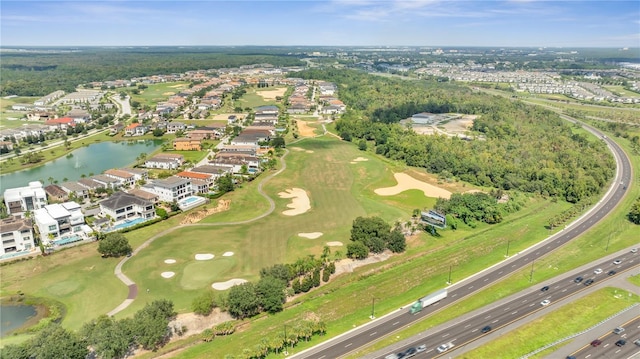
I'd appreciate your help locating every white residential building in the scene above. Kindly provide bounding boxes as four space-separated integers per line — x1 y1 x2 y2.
145 176 192 203
3 181 48 217
0 216 35 256
33 202 85 242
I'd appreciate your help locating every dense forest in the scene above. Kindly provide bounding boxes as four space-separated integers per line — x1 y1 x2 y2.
298 69 615 203
0 47 303 96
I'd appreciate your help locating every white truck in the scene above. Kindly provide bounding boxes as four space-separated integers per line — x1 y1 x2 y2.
409 289 447 314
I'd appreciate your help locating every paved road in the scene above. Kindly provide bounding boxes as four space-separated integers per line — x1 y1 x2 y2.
291 119 632 358
568 315 640 359
371 250 640 359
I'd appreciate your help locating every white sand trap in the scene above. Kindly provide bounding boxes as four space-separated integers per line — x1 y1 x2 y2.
164 259 177 264
278 188 311 216
212 278 248 290
195 253 214 260
305 150 314 153
222 252 234 257
353 157 368 162
161 272 175 279
326 241 343 247
374 173 452 199
299 232 323 239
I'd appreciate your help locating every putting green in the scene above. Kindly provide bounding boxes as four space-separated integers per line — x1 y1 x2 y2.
180 257 236 290
46 280 81 296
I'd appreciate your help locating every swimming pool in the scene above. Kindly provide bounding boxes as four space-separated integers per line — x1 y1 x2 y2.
178 196 206 211
110 217 148 231
52 235 83 246
0 251 30 260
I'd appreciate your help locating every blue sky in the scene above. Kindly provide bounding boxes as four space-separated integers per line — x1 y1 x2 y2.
1 1 639 47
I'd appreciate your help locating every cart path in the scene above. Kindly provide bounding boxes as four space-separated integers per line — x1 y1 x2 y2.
107 149 290 316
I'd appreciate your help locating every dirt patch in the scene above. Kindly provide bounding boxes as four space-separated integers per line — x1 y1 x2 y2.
162 92 175 96
375 173 452 199
333 252 391 276
278 188 311 216
297 120 317 137
257 88 286 101
210 113 243 121
180 200 230 224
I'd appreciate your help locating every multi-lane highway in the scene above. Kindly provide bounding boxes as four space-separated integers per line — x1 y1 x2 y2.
293 120 633 359
378 251 639 358
567 315 640 359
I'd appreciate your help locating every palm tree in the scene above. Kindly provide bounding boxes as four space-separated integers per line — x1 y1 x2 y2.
48 176 54 184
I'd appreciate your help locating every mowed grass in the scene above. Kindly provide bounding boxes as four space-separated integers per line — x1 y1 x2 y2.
461 287 640 359
129 82 190 107
0 243 126 331
0 96 38 123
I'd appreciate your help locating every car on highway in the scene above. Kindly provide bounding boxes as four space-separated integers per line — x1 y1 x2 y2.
540 286 549 292
594 268 603 274
402 347 417 358
574 276 583 283
634 338 640 346
613 327 625 334
631 248 638 253
436 342 453 353
607 270 616 276
613 259 621 265
615 339 626 347
385 354 398 359
584 279 595 286
416 344 427 352
481 325 492 333
590 339 602 347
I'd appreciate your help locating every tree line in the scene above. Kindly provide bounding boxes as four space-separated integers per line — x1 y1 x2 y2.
0 49 303 96
298 68 615 203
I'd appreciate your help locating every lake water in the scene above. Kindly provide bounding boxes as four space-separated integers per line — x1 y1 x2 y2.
0 140 162 193
0 305 37 337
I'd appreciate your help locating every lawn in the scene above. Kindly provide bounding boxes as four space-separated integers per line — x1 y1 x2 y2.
0 96 38 123
0 126 634 357
234 86 287 109
129 82 190 107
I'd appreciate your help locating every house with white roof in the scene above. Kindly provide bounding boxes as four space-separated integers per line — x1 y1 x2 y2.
3 181 48 217
33 202 85 242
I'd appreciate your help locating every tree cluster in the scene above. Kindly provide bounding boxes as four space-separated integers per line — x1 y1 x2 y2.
3 300 176 359
434 192 523 227
628 197 640 225
204 319 326 359
347 216 407 259
97 233 133 258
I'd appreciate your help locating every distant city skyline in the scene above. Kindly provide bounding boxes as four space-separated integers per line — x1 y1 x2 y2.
1 1 639 48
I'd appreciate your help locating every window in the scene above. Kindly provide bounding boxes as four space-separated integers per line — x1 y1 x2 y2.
48 225 57 231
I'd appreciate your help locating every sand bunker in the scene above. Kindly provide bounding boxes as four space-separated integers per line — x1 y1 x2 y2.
222 252 234 257
164 259 177 264
374 173 452 199
298 232 323 239
195 253 214 261
212 278 248 290
278 188 311 216
161 272 175 279
162 92 175 96
353 157 368 162
326 241 343 247
306 150 314 153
